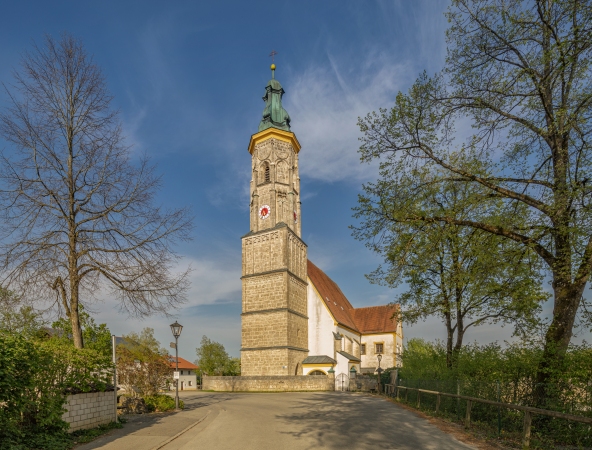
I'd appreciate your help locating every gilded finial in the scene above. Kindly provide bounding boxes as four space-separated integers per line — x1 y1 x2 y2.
269 50 278 79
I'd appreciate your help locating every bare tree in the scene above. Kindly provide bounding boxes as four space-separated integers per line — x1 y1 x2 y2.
0 34 193 348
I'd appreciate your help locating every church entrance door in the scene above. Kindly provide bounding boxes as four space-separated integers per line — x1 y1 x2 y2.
335 373 349 392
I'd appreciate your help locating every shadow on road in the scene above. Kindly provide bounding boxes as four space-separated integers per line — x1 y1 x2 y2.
274 392 472 450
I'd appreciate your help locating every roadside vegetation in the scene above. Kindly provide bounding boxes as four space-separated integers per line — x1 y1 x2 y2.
394 338 592 448
355 0 592 406
0 303 113 450
116 327 183 412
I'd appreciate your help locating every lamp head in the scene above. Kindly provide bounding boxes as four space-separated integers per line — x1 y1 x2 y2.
377 353 382 363
170 321 183 338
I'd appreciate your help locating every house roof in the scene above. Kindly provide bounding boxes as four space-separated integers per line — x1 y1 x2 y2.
302 355 337 365
307 260 399 335
307 260 359 331
350 305 399 334
337 351 361 362
169 357 198 370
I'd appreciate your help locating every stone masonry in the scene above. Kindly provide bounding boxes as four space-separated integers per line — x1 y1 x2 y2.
241 129 308 376
203 375 333 392
62 390 116 432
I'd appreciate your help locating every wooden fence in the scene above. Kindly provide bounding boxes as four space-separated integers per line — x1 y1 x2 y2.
384 384 592 449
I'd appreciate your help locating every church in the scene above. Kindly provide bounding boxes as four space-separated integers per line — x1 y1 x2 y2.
240 63 403 380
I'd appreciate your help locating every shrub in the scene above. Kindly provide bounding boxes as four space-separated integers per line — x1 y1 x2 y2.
144 394 184 412
0 331 113 449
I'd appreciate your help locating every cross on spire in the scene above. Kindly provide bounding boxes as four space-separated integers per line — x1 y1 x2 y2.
269 50 278 63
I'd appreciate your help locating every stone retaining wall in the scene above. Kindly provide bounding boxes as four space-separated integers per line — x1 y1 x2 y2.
203 375 334 392
62 391 116 431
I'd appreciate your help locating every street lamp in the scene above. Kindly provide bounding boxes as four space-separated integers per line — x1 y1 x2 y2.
170 321 183 411
376 354 383 395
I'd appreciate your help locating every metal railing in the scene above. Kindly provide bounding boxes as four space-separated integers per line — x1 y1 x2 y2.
383 384 592 449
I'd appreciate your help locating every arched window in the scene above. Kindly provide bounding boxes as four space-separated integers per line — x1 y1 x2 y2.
308 370 326 376
259 162 270 184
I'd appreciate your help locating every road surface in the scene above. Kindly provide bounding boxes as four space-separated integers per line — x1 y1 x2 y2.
77 391 476 450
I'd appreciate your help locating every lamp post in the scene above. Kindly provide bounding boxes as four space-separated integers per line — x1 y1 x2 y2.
170 321 183 411
376 354 383 395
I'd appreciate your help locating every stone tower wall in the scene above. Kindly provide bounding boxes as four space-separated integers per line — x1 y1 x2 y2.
241 130 308 376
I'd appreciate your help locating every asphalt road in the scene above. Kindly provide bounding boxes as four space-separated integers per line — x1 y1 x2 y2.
77 391 476 450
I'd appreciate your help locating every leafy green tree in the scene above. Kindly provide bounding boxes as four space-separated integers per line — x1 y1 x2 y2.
51 307 112 358
0 303 47 338
355 176 548 368
195 335 240 376
357 0 592 391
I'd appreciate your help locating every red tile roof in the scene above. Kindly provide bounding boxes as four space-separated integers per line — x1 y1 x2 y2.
350 305 399 334
307 260 399 335
307 260 358 331
169 357 198 370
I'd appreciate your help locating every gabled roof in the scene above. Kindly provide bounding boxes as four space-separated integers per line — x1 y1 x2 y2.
307 260 359 332
307 260 400 335
350 305 399 334
169 357 198 370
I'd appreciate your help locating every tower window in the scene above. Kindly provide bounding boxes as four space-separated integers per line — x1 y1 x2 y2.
265 164 270 182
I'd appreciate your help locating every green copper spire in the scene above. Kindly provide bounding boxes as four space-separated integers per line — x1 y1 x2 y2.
258 64 291 132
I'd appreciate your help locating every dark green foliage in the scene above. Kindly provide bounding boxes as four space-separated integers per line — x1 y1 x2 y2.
144 394 184 412
0 331 113 449
69 420 123 445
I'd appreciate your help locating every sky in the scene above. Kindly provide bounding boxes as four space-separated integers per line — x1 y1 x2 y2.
0 0 589 361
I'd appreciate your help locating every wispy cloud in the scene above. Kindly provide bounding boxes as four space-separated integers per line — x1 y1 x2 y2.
285 52 412 183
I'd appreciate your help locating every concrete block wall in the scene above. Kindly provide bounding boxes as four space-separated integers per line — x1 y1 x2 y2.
203 375 334 392
62 391 116 432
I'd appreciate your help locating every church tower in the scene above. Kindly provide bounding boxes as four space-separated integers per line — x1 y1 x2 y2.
241 64 308 376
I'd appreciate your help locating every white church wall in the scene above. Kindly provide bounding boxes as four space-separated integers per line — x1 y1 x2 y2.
307 282 338 357
335 352 360 378
335 326 361 358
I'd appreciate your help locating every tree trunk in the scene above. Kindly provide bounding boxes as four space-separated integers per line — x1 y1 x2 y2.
445 311 453 369
536 275 586 398
69 279 83 348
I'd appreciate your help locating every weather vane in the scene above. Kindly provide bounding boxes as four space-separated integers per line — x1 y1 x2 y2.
269 50 278 63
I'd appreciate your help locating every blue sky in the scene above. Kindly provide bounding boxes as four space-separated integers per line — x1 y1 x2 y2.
1 1 589 361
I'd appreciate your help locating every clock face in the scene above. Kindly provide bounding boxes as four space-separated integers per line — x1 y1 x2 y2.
293 211 298 223
259 205 271 220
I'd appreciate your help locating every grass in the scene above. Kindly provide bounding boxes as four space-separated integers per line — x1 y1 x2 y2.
69 418 125 446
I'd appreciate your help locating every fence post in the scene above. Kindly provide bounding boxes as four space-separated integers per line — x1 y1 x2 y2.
465 400 472 429
456 380 461 420
497 380 501 438
417 390 421 408
522 411 532 449
396 386 400 400
405 387 409 402
436 393 441 414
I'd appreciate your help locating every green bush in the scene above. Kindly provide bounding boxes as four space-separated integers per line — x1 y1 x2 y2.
0 331 113 450
396 338 592 449
144 394 184 412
